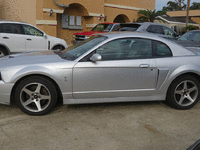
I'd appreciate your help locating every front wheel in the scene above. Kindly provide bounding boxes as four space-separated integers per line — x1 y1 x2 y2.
0 48 7 57
166 75 200 110
15 76 57 115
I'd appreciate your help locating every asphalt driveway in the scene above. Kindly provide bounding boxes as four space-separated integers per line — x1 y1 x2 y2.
0 101 199 150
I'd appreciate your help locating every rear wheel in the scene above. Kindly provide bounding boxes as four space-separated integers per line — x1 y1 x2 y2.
15 76 57 115
52 45 65 50
167 75 200 110
0 48 8 57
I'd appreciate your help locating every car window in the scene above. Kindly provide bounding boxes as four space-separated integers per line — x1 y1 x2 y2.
22 25 44 36
179 31 200 42
96 38 152 61
62 35 107 60
153 41 172 57
193 32 200 42
163 26 175 38
146 25 164 34
1 23 23 34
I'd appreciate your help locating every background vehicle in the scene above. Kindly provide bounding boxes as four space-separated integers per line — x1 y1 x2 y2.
118 22 179 39
72 23 120 44
175 30 200 47
1 32 200 115
73 22 179 44
0 21 68 57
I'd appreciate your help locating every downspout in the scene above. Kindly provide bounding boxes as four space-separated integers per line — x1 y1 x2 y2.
53 0 69 41
54 0 69 8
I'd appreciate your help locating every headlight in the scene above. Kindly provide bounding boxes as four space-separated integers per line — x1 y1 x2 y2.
85 36 90 39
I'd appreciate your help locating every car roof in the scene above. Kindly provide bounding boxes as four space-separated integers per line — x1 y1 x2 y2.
0 20 29 25
98 31 159 39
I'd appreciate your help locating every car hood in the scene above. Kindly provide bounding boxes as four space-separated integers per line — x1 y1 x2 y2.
73 31 105 36
186 47 200 55
0 50 68 68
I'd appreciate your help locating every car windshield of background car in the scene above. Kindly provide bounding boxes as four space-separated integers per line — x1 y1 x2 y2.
92 24 110 31
178 31 200 41
62 35 107 60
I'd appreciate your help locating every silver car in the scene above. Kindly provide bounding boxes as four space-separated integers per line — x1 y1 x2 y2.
0 32 200 115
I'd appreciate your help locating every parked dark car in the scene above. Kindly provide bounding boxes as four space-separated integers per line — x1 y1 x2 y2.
175 30 200 47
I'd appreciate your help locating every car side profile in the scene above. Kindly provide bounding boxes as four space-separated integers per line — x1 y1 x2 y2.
0 21 68 57
0 32 200 115
118 22 179 39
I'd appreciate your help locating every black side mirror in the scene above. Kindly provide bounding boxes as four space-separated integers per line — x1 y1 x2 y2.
187 139 200 150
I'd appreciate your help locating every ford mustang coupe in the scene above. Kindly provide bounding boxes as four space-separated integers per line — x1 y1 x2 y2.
0 32 200 115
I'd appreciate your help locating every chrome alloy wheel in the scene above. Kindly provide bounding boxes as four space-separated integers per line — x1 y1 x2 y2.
174 80 198 106
20 82 51 113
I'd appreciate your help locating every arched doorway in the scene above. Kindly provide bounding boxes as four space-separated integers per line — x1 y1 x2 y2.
113 14 130 23
57 3 89 43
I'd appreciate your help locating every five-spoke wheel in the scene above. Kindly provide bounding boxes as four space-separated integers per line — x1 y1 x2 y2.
15 76 57 115
167 75 200 109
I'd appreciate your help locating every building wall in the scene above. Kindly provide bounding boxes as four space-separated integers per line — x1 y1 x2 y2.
167 10 200 28
0 0 155 44
0 0 36 26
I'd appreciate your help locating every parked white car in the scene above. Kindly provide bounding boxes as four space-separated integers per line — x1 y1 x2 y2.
0 21 68 56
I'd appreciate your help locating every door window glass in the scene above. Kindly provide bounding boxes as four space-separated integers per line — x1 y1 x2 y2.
163 26 175 38
1 23 23 34
154 41 172 57
146 25 164 34
23 25 44 36
96 38 152 61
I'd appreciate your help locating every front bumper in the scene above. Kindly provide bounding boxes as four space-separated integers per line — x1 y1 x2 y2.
0 81 14 105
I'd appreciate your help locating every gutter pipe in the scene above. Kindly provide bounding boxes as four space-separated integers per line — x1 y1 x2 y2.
54 0 69 8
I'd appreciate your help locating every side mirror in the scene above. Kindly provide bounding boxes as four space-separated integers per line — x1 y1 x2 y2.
174 33 180 39
90 53 102 62
44 34 48 39
187 139 200 150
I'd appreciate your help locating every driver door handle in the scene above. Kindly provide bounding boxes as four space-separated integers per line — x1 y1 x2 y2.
139 64 150 68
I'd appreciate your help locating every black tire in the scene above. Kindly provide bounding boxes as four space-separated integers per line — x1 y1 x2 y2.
15 76 57 115
166 75 200 110
0 48 8 57
52 45 65 50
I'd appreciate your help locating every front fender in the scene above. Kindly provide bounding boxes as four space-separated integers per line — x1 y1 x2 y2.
1 66 73 96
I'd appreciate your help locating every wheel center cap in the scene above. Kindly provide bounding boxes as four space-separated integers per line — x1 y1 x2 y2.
34 95 39 99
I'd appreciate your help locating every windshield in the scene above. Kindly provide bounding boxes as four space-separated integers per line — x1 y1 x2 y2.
178 31 200 42
92 24 113 32
60 35 107 60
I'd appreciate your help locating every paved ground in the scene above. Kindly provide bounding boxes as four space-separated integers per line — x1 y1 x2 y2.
0 100 199 150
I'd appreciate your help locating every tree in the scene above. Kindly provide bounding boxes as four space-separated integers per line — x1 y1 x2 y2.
186 0 191 26
162 0 186 12
137 9 165 23
190 2 200 10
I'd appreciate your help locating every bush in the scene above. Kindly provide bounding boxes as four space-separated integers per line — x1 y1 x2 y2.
183 25 199 31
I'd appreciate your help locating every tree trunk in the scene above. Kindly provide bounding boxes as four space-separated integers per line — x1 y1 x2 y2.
186 0 191 27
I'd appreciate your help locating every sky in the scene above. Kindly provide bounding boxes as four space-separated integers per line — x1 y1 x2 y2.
155 0 200 10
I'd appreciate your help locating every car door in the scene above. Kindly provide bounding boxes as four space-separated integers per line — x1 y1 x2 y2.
0 23 26 53
22 24 48 51
73 38 158 99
